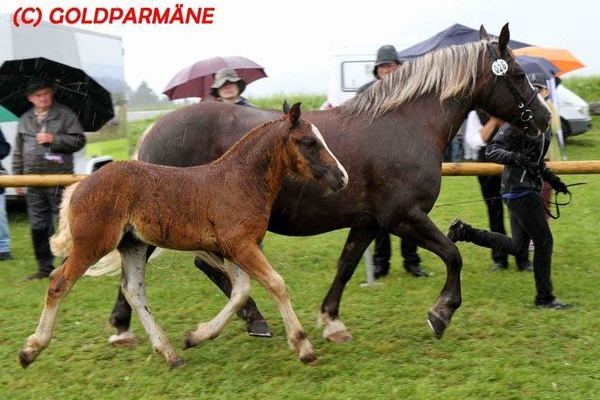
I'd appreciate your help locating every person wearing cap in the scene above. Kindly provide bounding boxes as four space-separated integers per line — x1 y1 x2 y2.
447 73 571 309
209 68 253 106
13 77 86 280
357 45 428 279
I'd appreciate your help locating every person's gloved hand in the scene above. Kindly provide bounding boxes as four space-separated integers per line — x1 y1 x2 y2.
550 178 569 194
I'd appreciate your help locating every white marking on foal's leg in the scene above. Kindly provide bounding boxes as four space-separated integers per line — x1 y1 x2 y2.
185 256 250 347
311 124 349 187
20 302 61 367
318 313 352 342
263 272 316 363
120 245 183 367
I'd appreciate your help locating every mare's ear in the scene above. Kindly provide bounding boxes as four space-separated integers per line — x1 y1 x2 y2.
282 100 290 114
479 25 490 41
499 23 510 54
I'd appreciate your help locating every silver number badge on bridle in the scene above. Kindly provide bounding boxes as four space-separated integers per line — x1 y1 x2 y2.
491 59 509 76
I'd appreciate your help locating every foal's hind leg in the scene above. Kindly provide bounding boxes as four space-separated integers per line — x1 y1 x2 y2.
391 210 462 338
119 240 183 368
184 254 250 348
19 250 95 368
108 246 156 347
234 243 316 364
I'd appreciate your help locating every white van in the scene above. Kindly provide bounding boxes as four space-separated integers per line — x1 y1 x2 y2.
321 46 592 139
0 15 125 197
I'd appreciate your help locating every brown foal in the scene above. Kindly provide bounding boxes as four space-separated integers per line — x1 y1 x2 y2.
19 102 348 368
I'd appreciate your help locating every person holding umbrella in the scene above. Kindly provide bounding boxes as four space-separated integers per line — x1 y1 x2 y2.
209 68 253 106
357 45 428 279
13 77 86 280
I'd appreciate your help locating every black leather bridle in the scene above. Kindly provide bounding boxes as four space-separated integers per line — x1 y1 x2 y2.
486 43 540 129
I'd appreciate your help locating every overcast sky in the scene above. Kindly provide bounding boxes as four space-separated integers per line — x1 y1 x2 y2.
2 0 598 96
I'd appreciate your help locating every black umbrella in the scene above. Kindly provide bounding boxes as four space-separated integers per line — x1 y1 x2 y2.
516 56 559 80
396 23 532 61
0 57 114 132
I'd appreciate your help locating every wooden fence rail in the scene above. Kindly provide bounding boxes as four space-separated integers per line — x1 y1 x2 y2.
0 161 599 187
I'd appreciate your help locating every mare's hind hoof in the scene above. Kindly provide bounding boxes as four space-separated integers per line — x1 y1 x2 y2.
427 310 449 339
108 331 137 348
325 330 352 343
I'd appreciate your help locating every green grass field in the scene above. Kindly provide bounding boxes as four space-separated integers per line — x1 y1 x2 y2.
1 113 599 398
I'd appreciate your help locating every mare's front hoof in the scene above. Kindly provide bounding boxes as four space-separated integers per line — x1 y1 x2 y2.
427 310 449 339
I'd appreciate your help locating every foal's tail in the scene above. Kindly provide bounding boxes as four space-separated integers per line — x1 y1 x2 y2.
50 183 79 258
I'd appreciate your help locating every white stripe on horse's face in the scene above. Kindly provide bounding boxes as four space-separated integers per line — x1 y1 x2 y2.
311 124 349 187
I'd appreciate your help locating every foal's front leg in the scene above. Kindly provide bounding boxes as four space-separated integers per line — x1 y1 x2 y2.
184 253 250 348
119 241 184 368
234 242 317 364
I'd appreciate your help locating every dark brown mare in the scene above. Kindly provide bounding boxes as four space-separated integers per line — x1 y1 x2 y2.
19 103 348 368
108 24 550 345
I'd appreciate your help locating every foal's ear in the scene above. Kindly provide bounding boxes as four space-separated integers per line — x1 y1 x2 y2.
287 102 302 126
479 25 490 41
283 100 290 114
499 23 510 54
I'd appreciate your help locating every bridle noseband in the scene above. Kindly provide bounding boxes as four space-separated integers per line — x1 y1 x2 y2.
486 43 539 127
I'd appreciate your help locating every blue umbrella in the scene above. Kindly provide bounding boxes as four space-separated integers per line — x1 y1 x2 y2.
396 23 532 61
516 55 558 80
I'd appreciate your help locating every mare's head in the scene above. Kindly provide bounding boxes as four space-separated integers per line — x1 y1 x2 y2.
281 101 348 192
477 23 551 135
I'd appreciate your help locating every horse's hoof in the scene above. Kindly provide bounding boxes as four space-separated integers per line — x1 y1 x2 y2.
427 311 449 339
299 352 318 365
18 349 36 369
247 319 273 338
182 334 195 350
169 357 186 369
325 330 352 343
108 332 136 348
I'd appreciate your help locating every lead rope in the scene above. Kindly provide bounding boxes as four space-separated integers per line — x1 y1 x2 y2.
435 182 587 219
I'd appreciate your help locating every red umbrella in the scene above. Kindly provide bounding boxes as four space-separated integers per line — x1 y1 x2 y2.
162 56 267 100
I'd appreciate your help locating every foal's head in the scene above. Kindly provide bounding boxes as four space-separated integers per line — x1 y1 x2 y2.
281 101 348 192
477 23 551 135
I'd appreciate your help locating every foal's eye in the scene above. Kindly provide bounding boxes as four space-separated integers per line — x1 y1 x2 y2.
301 138 317 147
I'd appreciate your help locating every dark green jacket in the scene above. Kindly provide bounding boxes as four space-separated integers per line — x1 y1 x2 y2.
13 102 86 175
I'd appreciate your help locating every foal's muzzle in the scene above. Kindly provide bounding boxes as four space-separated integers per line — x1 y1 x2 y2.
325 167 348 192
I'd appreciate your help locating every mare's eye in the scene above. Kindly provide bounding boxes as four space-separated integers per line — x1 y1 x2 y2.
515 72 526 80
